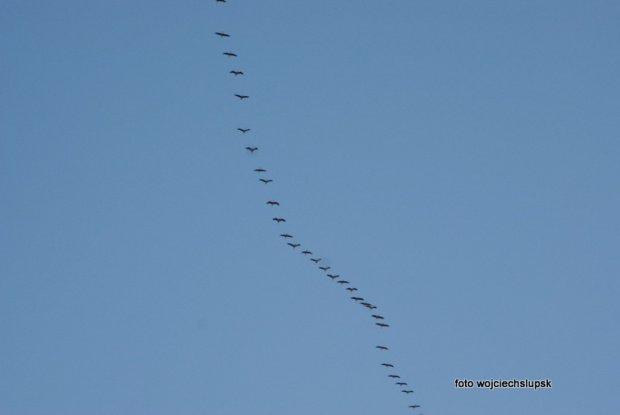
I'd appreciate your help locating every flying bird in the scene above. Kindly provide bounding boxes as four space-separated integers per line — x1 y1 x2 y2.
223 52 237 57
346 287 358 292
367 305 378 310
266 201 279 206
388 375 401 379
288 243 300 249
280 234 293 239
381 363 394 368
360 302 371 307
230 70 244 76
409 405 421 409
238 128 250 133
319 266 331 272
301 250 312 255
259 179 273 185
396 382 408 386
254 168 266 173
216 0 226 3
215 32 230 37
376 323 390 328
336 280 349 284
235 94 249 99
273 218 286 223
310 258 321 263
376 346 388 350
351 297 364 301
246 147 258 153
371 315 385 320
326 274 339 279
402 390 414 394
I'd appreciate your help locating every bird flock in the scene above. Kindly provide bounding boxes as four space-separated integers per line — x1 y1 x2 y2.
212 1 423 412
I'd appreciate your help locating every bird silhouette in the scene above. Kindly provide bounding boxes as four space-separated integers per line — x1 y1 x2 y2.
215 32 230 37
326 274 339 279
259 179 273 185
396 382 408 386
351 297 364 301
246 147 258 153
254 168 266 173
388 375 401 379
238 128 250 133
216 0 226 3
381 363 394 368
310 258 321 263
319 266 331 272
235 94 249 99
288 243 301 249
301 250 312 255
402 390 414 394
346 287 358 292
409 405 420 409
367 305 378 310
376 323 389 328
371 315 384 320
280 234 293 239
336 280 349 284
272 218 286 223
223 52 237 57
266 201 279 206
230 70 244 76
376 346 388 350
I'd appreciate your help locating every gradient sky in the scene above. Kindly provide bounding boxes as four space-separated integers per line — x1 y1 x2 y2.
1 1 619 414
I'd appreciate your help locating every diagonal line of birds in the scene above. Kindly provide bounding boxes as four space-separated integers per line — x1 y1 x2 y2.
214 1 422 412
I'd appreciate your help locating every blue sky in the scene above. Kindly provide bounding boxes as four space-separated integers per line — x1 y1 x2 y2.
1 1 619 414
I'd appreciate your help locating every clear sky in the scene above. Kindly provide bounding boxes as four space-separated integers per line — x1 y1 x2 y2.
1 1 619 414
